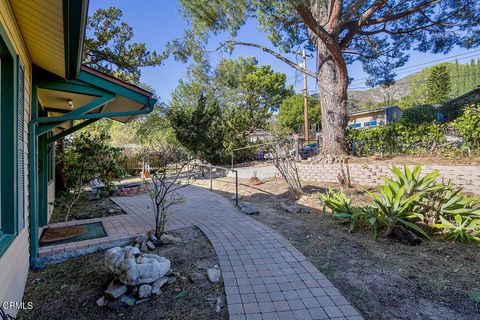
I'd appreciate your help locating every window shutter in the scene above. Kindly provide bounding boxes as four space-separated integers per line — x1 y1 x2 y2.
17 61 25 231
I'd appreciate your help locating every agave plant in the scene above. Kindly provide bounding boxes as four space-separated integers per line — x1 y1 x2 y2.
384 165 441 197
320 189 380 239
433 215 480 243
367 184 429 238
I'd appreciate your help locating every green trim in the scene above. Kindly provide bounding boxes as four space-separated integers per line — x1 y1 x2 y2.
0 235 15 257
46 118 99 144
37 80 110 97
0 23 18 243
76 70 153 105
28 84 41 267
36 94 115 135
38 135 48 227
63 0 88 79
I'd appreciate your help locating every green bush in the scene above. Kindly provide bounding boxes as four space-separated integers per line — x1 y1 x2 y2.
321 165 480 244
347 122 446 156
400 104 437 125
453 104 480 153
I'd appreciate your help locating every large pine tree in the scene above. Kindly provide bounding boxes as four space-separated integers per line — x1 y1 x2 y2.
426 65 451 104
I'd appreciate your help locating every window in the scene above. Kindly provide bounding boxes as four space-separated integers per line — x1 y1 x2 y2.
349 123 362 128
0 26 24 256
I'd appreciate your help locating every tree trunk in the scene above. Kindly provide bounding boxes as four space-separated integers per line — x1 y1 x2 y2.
316 48 349 155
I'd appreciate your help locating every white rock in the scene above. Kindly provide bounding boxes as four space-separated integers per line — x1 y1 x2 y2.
151 277 169 295
146 241 155 250
104 283 127 300
138 284 152 299
207 268 222 283
140 242 148 252
104 246 171 286
160 234 178 244
96 296 108 307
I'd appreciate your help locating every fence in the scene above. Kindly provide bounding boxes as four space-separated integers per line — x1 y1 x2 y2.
182 163 239 206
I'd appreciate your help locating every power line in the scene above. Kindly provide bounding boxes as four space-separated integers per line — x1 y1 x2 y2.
350 49 480 84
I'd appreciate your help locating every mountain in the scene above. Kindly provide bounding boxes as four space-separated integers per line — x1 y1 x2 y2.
347 59 480 111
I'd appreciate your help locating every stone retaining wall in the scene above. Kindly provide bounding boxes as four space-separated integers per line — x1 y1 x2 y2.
297 163 480 194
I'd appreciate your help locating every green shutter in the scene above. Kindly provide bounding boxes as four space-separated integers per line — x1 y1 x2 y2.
17 61 25 231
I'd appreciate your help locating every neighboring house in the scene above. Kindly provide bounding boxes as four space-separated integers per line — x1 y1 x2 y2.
446 87 480 106
0 1 155 317
249 129 271 143
348 106 402 129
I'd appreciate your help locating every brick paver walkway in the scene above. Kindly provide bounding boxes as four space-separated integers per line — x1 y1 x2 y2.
40 185 362 319
112 186 363 320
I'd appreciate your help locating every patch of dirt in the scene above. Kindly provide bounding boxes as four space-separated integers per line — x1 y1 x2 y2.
50 194 124 223
20 227 227 320
40 225 87 244
194 177 480 320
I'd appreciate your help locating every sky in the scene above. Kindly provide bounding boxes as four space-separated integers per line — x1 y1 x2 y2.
89 0 479 102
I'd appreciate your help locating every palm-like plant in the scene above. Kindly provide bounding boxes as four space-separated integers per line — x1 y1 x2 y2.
384 165 441 196
433 215 480 243
367 184 429 238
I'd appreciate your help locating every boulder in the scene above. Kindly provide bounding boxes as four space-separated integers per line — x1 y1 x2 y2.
207 268 222 283
151 277 169 295
104 246 171 286
160 234 179 244
138 284 152 299
239 203 259 215
146 241 155 250
118 294 136 306
104 283 127 300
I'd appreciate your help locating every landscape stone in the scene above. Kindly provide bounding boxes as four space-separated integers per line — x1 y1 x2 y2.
104 283 127 300
160 234 178 244
96 296 108 307
136 235 148 244
239 203 259 215
152 277 169 295
104 246 171 286
138 284 152 299
207 268 222 283
189 272 206 283
146 240 155 250
140 242 148 252
118 294 136 306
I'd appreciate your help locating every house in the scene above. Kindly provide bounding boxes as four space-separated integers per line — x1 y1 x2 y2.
249 129 271 143
0 1 155 317
348 106 402 129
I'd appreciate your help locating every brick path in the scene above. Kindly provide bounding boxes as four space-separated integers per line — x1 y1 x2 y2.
40 185 362 319
112 186 363 320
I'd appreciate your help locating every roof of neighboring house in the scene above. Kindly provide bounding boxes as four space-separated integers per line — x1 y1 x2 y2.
348 106 399 117
445 87 480 105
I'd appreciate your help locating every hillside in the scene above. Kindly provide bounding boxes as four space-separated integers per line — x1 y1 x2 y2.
347 59 480 110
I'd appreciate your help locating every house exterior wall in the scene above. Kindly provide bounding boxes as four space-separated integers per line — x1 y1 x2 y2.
348 111 386 128
0 0 32 317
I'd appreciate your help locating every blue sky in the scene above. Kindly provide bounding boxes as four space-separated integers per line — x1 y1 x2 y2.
90 0 478 101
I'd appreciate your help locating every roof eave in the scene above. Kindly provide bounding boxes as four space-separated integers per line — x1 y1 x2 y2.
63 0 89 79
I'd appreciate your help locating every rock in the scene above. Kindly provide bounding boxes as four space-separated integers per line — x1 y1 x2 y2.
146 241 155 250
108 209 117 214
138 284 152 299
96 296 108 307
230 194 242 201
104 246 171 286
239 203 259 215
207 268 222 283
167 276 177 285
132 286 138 296
160 234 179 244
104 283 127 300
215 297 224 314
140 242 148 252
189 272 206 283
118 294 136 306
136 235 148 244
150 234 157 242
152 277 169 295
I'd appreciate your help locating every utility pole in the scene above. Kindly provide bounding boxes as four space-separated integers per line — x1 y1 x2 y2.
295 49 313 142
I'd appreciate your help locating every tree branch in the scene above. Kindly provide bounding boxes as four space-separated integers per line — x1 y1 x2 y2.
223 40 317 78
291 1 335 44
